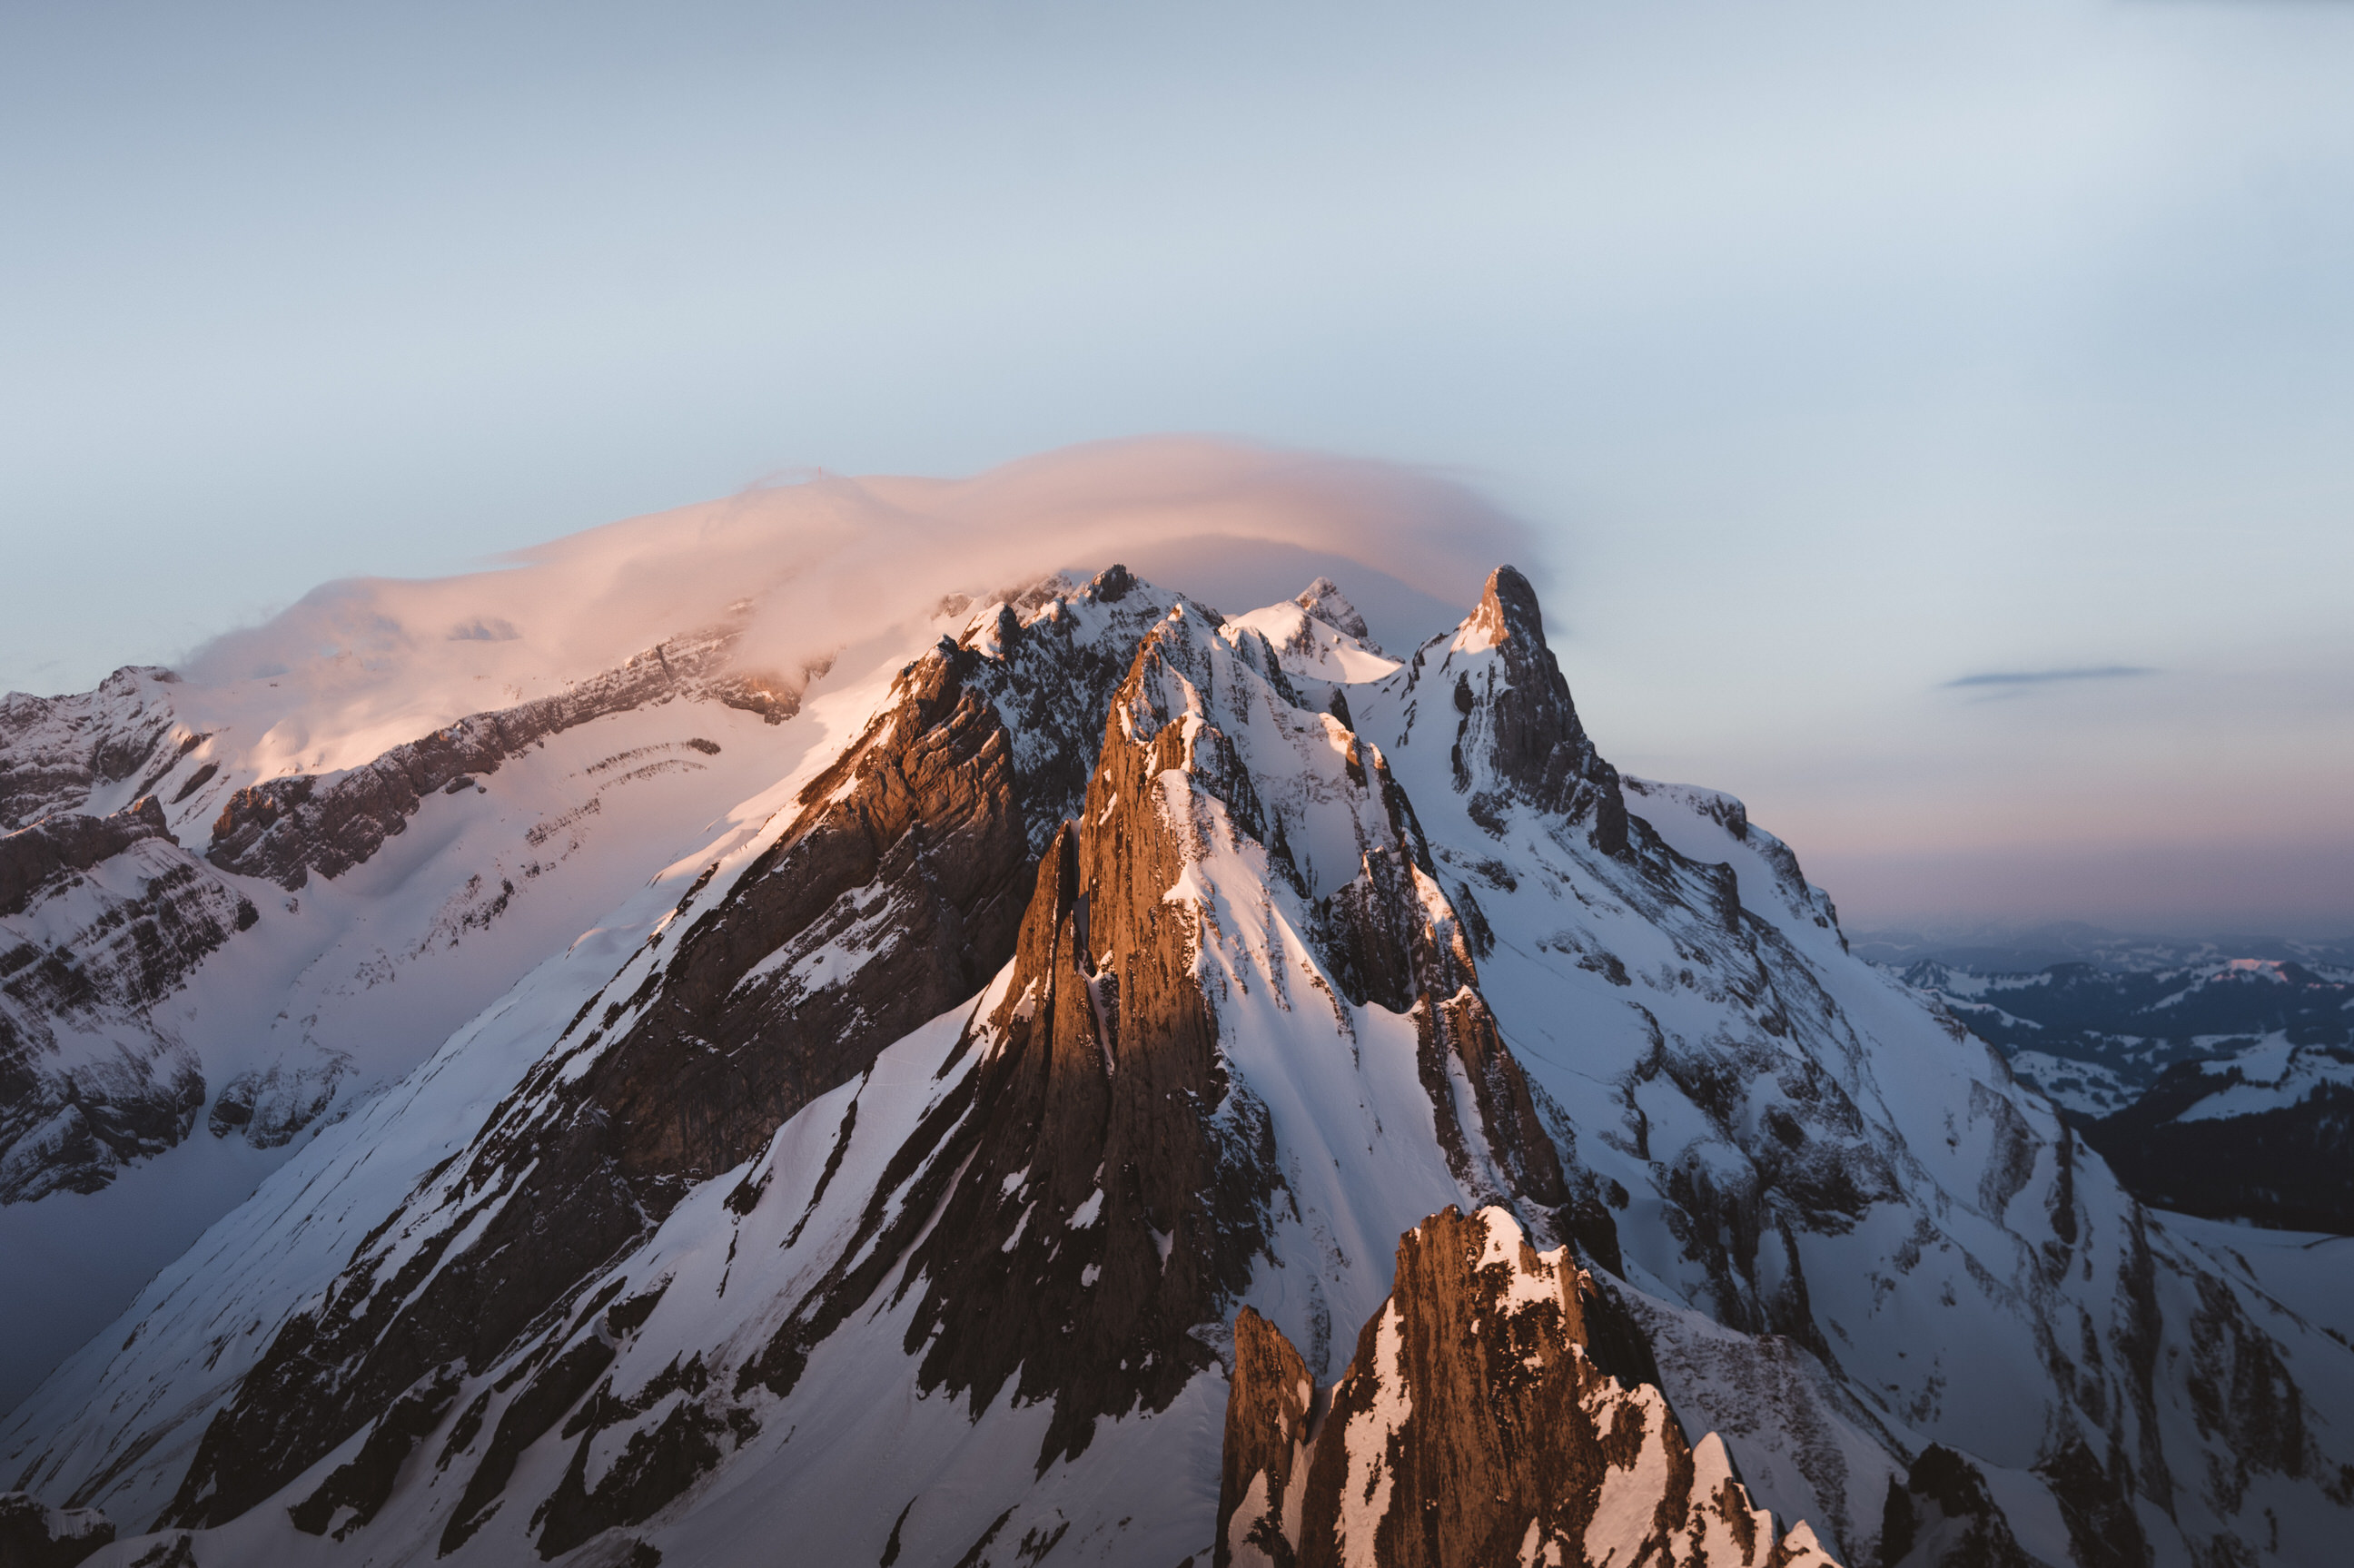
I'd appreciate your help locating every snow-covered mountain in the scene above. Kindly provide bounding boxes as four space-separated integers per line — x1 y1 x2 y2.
3 465 2350 1566
1882 952 2354 1236
1886 952 2354 1119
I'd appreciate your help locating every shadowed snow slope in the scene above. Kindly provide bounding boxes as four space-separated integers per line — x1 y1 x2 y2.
0 515 2348 1568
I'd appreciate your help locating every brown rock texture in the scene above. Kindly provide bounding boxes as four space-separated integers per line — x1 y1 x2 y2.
737 596 1599 1481
1409 565 1629 856
151 569 1179 1536
1217 1206 1839 1568
1221 1308 1318 1568
736 604 1289 1469
157 636 1031 1532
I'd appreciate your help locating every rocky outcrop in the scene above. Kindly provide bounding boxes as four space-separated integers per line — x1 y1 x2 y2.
0 1491 114 1568
156 637 1030 1531
0 797 177 918
1215 1207 1838 1568
1404 566 1628 855
1295 576 1378 646
132 576 1651 1552
571 640 1034 1187
14 564 2351 1568
1221 1308 1319 1568
398 583 1594 1555
737 597 1608 1480
1874 1447 2035 1568
1 802 255 1202
205 1055 351 1149
0 667 181 833
797 616 1281 1460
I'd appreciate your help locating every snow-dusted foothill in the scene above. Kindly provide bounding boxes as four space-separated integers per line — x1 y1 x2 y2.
1892 950 2354 1233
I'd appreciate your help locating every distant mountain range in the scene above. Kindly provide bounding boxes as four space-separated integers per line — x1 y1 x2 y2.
1860 928 2354 1235
1853 923 2354 979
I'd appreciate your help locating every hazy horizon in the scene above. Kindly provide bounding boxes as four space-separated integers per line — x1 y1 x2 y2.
5 0 2349 938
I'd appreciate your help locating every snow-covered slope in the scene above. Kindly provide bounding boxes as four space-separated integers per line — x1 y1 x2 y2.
2 538 2349 1568
0 622 903 1414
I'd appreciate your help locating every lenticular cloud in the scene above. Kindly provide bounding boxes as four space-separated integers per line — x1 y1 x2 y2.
177 438 1532 773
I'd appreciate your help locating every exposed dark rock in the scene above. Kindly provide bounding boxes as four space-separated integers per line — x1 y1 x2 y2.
2181 1269 2309 1512
1294 577 1377 646
205 1055 349 1147
1216 1207 1833 1568
1219 1308 1316 1568
0 797 175 919
530 1355 732 1560
286 1367 460 1539
166 763 216 806
1 805 252 1201
785 601 1590 1476
738 610 1288 1470
574 642 1032 1188
2033 1437 2148 1568
219 582 1596 1549
152 571 1178 1533
1449 567 1629 857
0 1491 115 1568
121 1536 195 1568
1875 1445 2033 1568
439 1336 619 1554
1411 986 1568 1216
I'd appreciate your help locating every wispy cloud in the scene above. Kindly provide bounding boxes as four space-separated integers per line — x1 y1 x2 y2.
1942 666 2155 690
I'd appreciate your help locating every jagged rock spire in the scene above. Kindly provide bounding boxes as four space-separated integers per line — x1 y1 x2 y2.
1449 566 1628 855
1215 1207 1839 1568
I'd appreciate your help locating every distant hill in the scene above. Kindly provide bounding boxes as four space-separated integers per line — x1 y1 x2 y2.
1864 926 2354 1234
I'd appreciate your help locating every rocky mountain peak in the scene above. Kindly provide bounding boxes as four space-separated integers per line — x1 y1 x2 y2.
0 667 183 834
1383 564 1629 857
1294 577 1375 646
5 547 2349 1568
1216 1205 1838 1568
1457 563 1544 653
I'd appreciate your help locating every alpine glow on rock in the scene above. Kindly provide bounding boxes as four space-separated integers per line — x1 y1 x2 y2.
1 450 2347 1568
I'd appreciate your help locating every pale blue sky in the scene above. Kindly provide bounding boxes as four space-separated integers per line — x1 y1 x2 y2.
4 0 2350 932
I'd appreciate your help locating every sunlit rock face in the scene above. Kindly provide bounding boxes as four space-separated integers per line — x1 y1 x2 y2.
1216 1206 1838 1568
0 539 2347 1568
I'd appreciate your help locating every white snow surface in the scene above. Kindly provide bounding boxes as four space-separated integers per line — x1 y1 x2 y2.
1225 598 1400 685
4 568 2350 1568
2179 1033 2354 1121
0 614 946 1414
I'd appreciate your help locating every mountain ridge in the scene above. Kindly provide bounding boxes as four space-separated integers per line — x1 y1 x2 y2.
0 539 2348 1567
